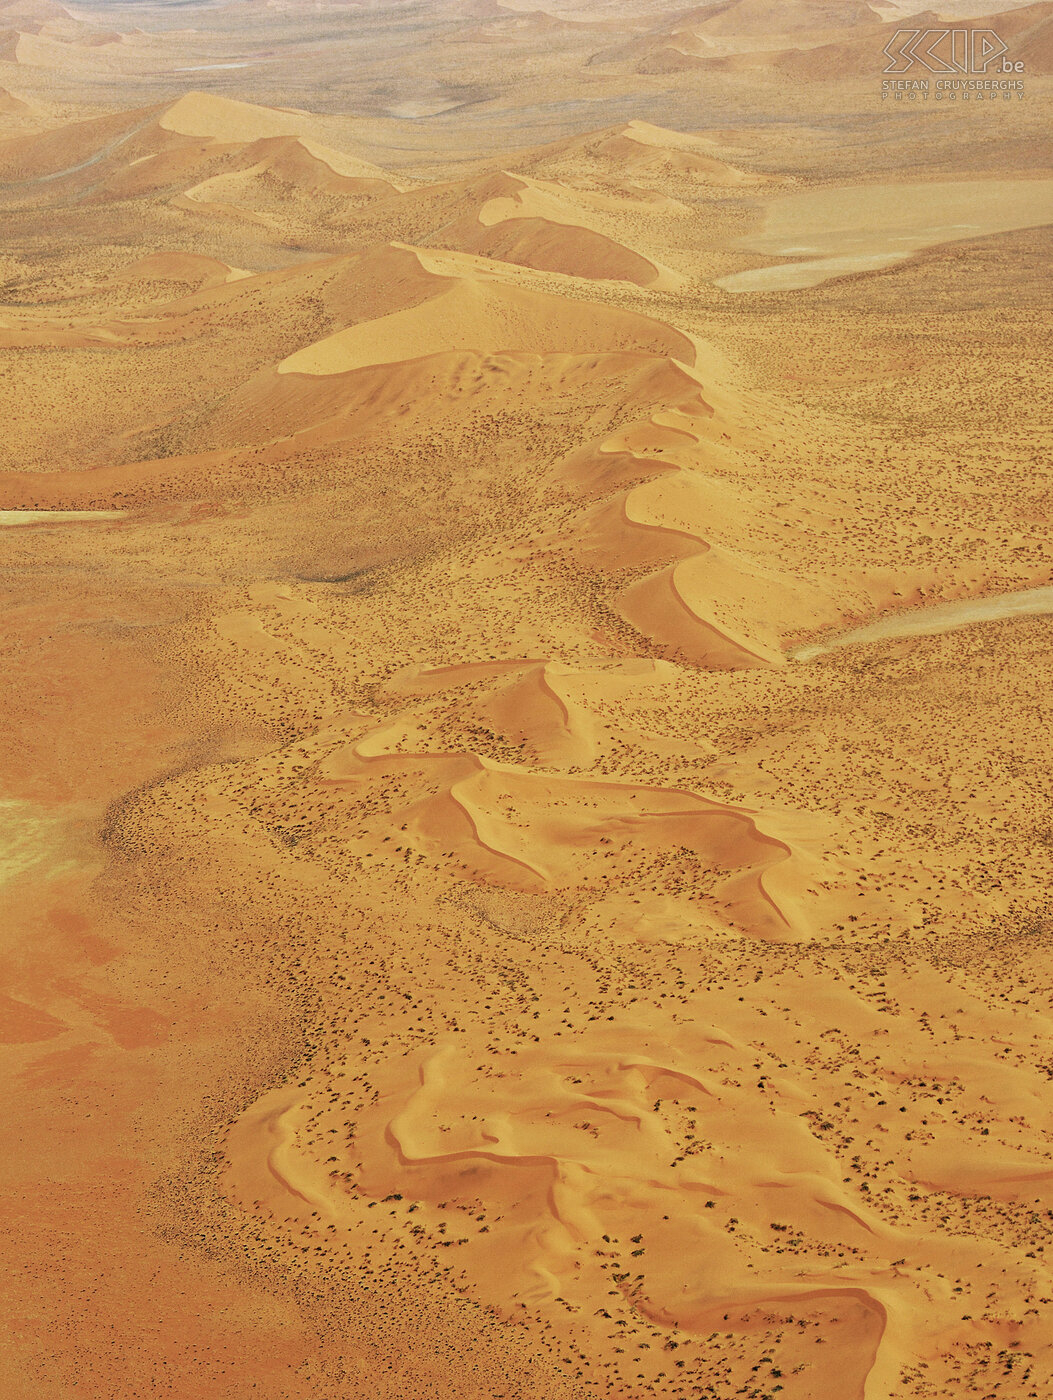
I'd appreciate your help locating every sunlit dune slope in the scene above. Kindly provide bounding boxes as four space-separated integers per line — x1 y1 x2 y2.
969 0 1053 71
110 250 254 291
3 36 1053 1400
0 237 698 481
512 118 769 187
417 169 685 286
0 90 401 202
275 245 694 375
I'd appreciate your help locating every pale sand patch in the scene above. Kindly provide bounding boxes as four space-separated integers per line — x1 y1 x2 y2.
792 585 1053 660
277 274 695 376
386 99 468 119
0 797 77 887
157 91 312 143
0 510 124 524
716 178 1053 291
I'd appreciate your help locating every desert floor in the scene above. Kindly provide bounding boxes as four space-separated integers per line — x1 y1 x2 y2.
1 1 1053 1397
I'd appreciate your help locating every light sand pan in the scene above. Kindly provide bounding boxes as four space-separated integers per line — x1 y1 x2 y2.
0 509 124 524
716 178 1053 291
792 584 1053 660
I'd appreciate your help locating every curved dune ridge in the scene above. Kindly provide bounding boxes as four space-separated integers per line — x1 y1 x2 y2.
550 407 845 669
177 135 401 211
157 91 326 144
594 0 900 79
0 334 711 507
174 133 402 229
386 655 717 772
0 215 856 675
0 235 695 368
192 344 707 463
4 50 1053 1400
191 618 892 945
123 240 688 363
0 90 401 202
112 251 254 289
588 120 768 185
0 95 762 291
0 233 706 492
224 960 1053 1400
426 169 686 286
516 118 771 186
453 214 672 285
276 244 695 376
678 0 880 40
694 1 1053 80
49 238 704 468
319 736 833 940
0 85 29 115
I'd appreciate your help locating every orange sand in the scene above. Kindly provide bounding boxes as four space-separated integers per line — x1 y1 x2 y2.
2 12 1052 1400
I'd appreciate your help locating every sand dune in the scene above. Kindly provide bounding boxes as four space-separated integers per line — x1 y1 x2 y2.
0 91 399 204
161 623 870 944
0 323 707 504
112 250 253 289
589 120 768 185
225 958 1053 1398
421 170 684 285
0 236 690 371
278 272 694 377
548 401 848 669
617 551 818 668
970 0 1053 70
3 10 1053 1398
596 0 906 80
0 0 71 22
0 84 28 113
560 473 842 667
516 118 769 187
635 2 1053 79
158 91 324 144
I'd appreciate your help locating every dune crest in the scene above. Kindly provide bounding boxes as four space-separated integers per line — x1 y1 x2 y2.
226 960 1053 1398
277 253 696 375
3 11 1052 1396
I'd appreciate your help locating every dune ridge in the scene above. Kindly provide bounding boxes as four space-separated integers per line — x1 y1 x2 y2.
3 37 1053 1400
